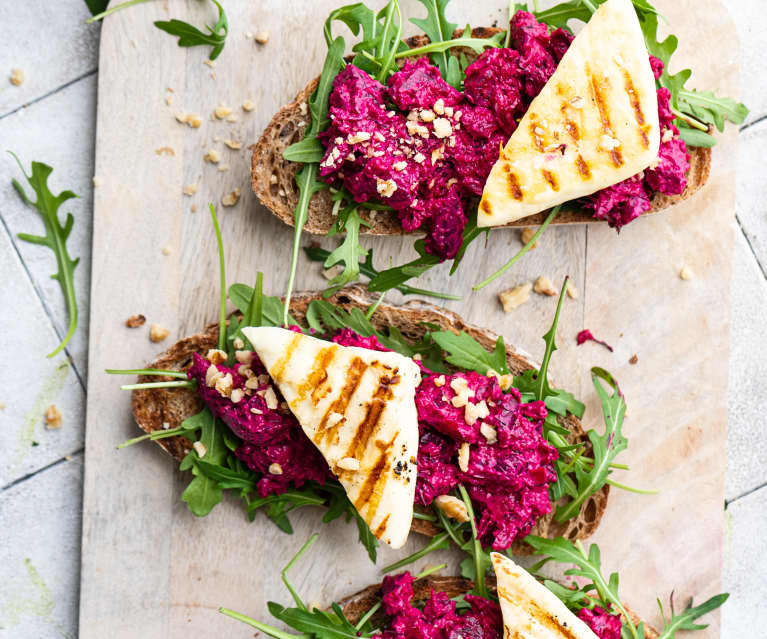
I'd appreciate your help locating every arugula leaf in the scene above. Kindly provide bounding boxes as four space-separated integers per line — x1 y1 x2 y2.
228 283 296 327
322 205 368 296
656 593 729 639
179 408 228 516
282 137 325 163
396 30 504 67
526 537 639 639
154 0 228 60
11 154 80 358
431 331 510 376
84 0 109 15
367 239 441 293
555 367 627 522
411 0 458 82
268 602 362 639
677 125 717 148
677 89 749 132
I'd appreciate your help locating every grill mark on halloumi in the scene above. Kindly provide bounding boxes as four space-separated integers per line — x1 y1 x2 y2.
505 167 524 200
292 345 337 410
576 154 592 179
498 586 581 639
344 372 399 461
354 434 397 523
542 170 559 191
314 357 368 445
587 67 624 168
270 333 302 383
373 514 391 538
621 68 650 149
480 198 493 216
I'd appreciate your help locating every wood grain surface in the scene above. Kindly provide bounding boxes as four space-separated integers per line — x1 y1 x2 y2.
79 1 739 637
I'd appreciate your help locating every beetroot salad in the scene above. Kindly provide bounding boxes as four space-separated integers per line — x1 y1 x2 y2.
317 10 689 260
188 326 558 550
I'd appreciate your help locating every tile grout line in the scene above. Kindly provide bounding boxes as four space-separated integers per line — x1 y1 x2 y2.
0 447 84 493
726 478 767 506
0 214 87 392
740 112 767 133
0 69 98 122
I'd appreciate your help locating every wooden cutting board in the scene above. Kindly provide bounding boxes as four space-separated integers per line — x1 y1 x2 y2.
80 1 740 637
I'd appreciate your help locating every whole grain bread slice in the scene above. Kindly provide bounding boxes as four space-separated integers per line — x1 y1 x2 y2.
251 28 711 235
338 575 660 638
131 286 608 553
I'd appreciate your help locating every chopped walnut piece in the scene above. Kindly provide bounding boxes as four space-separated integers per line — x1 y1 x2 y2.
566 281 579 299
255 31 270 44
480 423 498 444
499 283 532 312
520 227 538 248
204 149 221 163
183 183 198 196
337 457 360 472
155 146 175 156
230 388 245 404
435 495 469 523
263 386 279 410
464 400 490 426
534 276 557 296
629 354 639 365
242 99 255 112
458 443 470 472
433 375 445 387
233 337 244 350
235 350 254 365
149 324 170 342
193 441 208 457
224 139 242 150
9 68 24 86
44 405 62 429
205 364 223 387
269 462 283 475
498 374 514 392
214 373 234 397
125 314 146 328
214 105 232 119
205 349 227 365
221 187 242 207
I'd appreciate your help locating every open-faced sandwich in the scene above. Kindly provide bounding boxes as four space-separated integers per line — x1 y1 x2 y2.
220 533 728 639
251 0 748 302
110 207 638 559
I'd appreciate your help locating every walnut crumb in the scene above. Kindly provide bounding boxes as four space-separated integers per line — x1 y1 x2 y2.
243 99 255 112
175 112 202 128
161 245 172 256
44 405 62 429
629 354 639 365
233 337 244 350
125 314 146 328
203 59 215 68
214 105 232 119
480 423 498 444
9 68 24 86
183 183 198 196
499 283 532 312
155 146 175 156
435 495 469 523
268 462 283 475
224 139 242 150
458 443 470 473
193 441 208 457
230 388 245 404
149 324 170 342
520 227 538 248
566 281 579 299
679 265 693 280
235 350 254 365
534 276 557 296
255 31 270 44
221 187 242 207
206 349 228 365
204 149 221 163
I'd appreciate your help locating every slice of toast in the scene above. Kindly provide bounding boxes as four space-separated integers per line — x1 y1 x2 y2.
337 574 659 638
251 28 711 235
131 286 608 553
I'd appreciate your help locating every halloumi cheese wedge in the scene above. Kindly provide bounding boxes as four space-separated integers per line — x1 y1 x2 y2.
491 553 600 639
478 0 660 227
241 326 421 549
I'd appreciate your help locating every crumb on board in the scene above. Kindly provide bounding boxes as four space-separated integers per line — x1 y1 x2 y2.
566 281 578 299
520 227 538 248
629 354 638 365
150 324 170 343
204 149 221 163
162 245 172 256
193 441 208 457
9 68 24 86
218 164 230 172
183 183 198 196
224 139 242 150
190 204 198 213
679 264 693 280
214 105 232 119
255 31 270 44
242 99 255 112
534 275 557 296
226 114 239 122
155 146 175 156
203 59 215 68
499 283 532 312
175 112 203 128
125 314 146 328
44 405 62 430
221 188 242 207
92 176 102 187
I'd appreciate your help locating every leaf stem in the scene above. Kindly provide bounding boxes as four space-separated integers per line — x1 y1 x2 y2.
209 204 227 351
605 478 658 495
473 205 560 290
415 563 448 579
116 424 194 449
106 368 187 378
382 532 450 574
458 485 487 599
365 291 386 320
120 380 195 391
671 106 708 131
281 533 319 610
218 608 303 639
86 0 151 23
355 601 381 630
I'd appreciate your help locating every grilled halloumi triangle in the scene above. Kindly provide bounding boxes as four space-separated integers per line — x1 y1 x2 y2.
478 0 660 227
241 326 421 549
491 553 599 639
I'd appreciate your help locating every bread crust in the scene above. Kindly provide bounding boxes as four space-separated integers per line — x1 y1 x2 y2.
131 287 608 553
338 574 660 638
251 27 711 236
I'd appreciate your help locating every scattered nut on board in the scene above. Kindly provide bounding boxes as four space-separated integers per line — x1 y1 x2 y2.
9 68 24 86
255 31 270 44
175 112 203 128
204 149 221 163
125 314 146 328
214 105 232 119
499 283 532 312
629 354 639 365
566 281 579 299
183 183 198 196
242 99 255 112
534 276 557 296
155 146 175 156
162 245 172 256
520 227 538 248
224 139 242 150
221 188 242 207
679 265 693 280
44 405 62 429
149 323 170 343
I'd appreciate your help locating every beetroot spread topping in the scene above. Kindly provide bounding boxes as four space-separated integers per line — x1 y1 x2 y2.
190 330 557 550
415 372 558 550
187 352 330 497
377 572 503 639
576 329 614 352
584 56 690 229
319 13 690 251
319 11 571 261
577 607 623 639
